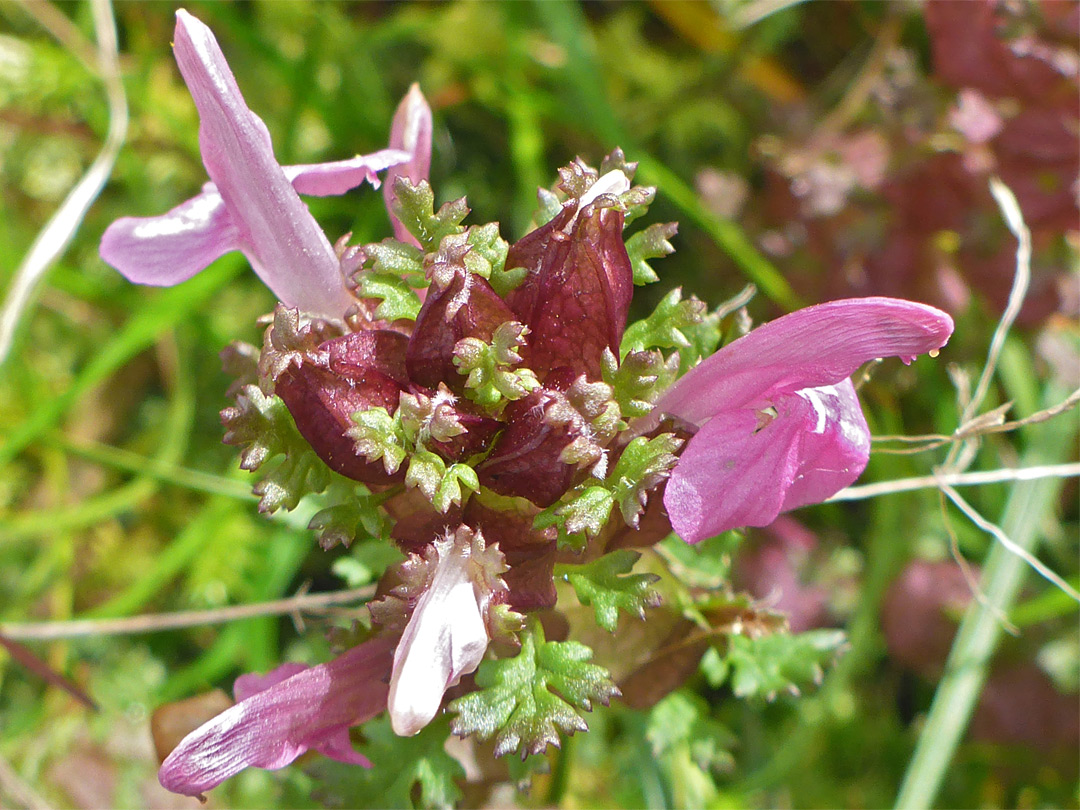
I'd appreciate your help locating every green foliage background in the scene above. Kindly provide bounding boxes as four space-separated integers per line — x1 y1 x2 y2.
0 2 1076 808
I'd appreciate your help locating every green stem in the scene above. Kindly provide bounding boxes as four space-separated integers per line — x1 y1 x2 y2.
43 432 252 500
546 731 575 806
894 386 1076 809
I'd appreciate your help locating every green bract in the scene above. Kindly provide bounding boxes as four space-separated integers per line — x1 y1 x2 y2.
449 620 620 758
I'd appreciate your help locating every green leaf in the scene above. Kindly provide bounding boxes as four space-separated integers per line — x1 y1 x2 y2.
252 455 331 515
602 348 679 419
330 540 404 587
534 433 680 549
404 451 478 513
309 502 367 550
221 385 332 513
312 715 464 809
678 311 724 375
449 620 619 758
625 222 677 285
607 433 683 526
363 240 426 286
463 222 509 278
308 484 393 550
658 532 742 589
348 407 407 474
616 184 656 227
490 264 529 297
564 549 661 632
677 284 756 374
720 629 847 700
355 272 421 322
453 322 540 408
391 178 469 252
646 690 735 770
405 447 446 502
534 187 564 227
433 462 479 513
620 287 706 356
644 691 736 809
534 485 615 550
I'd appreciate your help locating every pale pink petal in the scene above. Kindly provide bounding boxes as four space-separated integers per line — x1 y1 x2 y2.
99 150 408 289
285 149 410 196
388 533 489 737
778 381 870 512
657 298 953 426
99 188 238 286
383 84 433 246
664 381 869 543
158 638 393 797
172 10 353 318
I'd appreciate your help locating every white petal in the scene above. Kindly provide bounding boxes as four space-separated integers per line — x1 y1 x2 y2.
387 537 490 737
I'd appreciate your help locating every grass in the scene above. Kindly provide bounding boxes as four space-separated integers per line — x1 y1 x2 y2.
1 2 1076 808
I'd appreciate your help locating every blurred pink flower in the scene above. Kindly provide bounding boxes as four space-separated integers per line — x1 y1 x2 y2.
882 559 973 678
735 516 830 633
658 297 953 542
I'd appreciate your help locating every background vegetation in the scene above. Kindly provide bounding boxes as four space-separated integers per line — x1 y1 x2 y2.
0 1 1076 808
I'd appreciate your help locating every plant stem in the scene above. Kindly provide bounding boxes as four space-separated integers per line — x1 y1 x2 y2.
894 386 1076 809
0 585 374 641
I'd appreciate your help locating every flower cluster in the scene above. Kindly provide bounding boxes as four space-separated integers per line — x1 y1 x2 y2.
100 10 954 799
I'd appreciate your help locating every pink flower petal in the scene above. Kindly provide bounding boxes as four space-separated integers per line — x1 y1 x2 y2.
100 148 409 291
313 730 374 767
664 381 870 542
664 408 800 543
233 662 307 701
285 149 410 197
172 10 353 318
158 637 394 797
383 84 433 246
778 381 870 512
99 187 238 286
233 664 373 767
657 297 954 426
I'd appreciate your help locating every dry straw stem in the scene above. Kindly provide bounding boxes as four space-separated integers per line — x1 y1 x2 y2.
961 179 1034 428
0 750 52 810
860 178 1078 601
0 0 128 363
19 0 101 71
940 177 1033 475
938 480 1079 603
936 492 1017 636
829 462 1080 501
873 388 1080 454
894 177 1075 809
0 586 376 642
